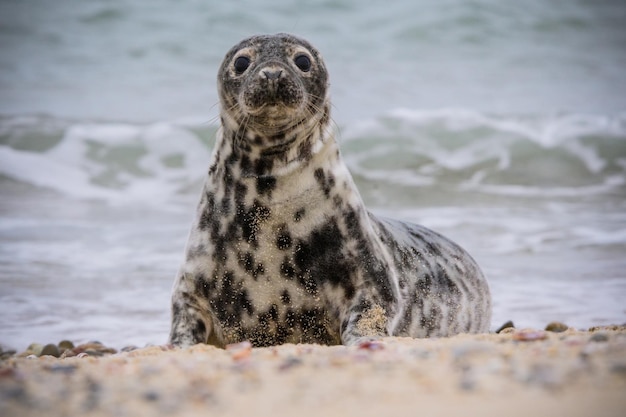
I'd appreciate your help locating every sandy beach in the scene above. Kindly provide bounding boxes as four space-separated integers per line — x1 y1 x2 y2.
1 326 625 417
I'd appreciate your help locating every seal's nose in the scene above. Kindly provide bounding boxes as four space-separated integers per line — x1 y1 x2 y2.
262 69 283 80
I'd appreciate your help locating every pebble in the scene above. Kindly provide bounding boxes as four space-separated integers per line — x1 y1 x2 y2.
495 320 515 333
73 342 117 356
545 322 569 333
58 340 75 351
278 356 303 371
589 332 609 343
0 348 17 360
40 344 60 358
17 340 119 359
512 330 548 342
226 341 253 361
26 343 44 357
143 391 160 402
121 345 139 353
357 340 385 351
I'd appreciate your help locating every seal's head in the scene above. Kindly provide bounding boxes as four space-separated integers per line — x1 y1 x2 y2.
218 33 329 139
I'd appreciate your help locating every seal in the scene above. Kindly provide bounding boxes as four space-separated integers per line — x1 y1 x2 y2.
169 33 491 348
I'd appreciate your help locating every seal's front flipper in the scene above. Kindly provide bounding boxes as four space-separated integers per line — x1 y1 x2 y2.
169 273 216 347
340 300 391 346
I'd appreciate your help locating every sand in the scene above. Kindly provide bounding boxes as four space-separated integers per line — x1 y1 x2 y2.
1 327 625 417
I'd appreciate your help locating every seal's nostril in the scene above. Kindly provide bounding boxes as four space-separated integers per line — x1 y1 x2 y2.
262 70 283 80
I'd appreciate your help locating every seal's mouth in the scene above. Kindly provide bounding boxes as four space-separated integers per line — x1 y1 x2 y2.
240 66 306 123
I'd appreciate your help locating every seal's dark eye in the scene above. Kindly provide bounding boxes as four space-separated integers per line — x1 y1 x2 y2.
234 56 251 74
294 55 311 72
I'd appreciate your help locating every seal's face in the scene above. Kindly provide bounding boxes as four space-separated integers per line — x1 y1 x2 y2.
218 33 329 138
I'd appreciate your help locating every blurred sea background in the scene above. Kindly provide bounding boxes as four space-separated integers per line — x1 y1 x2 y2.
1 0 625 351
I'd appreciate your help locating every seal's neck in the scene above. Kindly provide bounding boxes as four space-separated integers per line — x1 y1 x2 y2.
205 106 355 209
216 103 333 177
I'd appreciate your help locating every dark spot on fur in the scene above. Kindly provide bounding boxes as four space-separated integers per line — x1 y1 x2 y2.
280 289 291 304
276 226 292 250
426 241 442 257
238 252 265 279
235 182 247 204
239 252 254 273
297 274 319 294
220 197 231 215
194 274 213 299
313 168 335 197
236 200 271 245
280 258 296 279
292 219 355 298
225 151 238 166
240 289 255 316
254 157 274 176
208 160 218 175
269 304 279 321
198 192 216 231
256 176 276 196
297 138 312 160
240 155 252 173
417 274 432 295
294 208 305 222
192 320 206 343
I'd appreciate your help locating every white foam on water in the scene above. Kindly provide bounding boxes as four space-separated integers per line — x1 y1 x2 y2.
385 108 626 147
0 146 120 201
1 120 213 208
462 174 625 198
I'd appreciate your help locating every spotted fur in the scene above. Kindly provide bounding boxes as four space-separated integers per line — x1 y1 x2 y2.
169 33 491 348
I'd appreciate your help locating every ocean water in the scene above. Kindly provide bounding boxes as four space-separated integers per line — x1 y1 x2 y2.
1 0 625 351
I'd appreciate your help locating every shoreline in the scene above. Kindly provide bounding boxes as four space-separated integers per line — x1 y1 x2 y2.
1 326 625 417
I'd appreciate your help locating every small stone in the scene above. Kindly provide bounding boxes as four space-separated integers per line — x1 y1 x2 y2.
357 340 384 351
499 327 516 334
26 354 38 359
495 321 515 333
41 344 60 358
589 325 626 332
226 341 252 361
58 340 75 351
545 322 568 332
278 356 303 371
589 332 609 342
512 330 548 341
27 343 44 356
0 349 16 360
121 345 138 353
73 343 117 356
76 352 89 358
143 391 160 402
